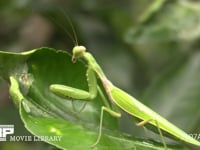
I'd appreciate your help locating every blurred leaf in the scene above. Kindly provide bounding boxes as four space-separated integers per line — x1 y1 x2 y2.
124 0 200 80
0 47 185 149
126 1 200 44
142 51 200 133
138 0 166 23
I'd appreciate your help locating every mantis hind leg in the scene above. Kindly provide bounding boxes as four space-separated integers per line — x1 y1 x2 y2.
136 119 167 150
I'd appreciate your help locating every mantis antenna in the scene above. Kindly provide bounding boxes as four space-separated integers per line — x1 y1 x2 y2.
60 9 79 46
47 8 79 46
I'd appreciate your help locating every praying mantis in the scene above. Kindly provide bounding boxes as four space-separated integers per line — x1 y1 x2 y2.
49 45 200 149
47 12 200 148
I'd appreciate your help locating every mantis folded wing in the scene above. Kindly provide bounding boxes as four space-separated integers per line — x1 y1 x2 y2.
50 46 200 149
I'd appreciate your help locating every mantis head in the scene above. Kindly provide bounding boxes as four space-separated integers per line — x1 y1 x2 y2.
72 46 86 63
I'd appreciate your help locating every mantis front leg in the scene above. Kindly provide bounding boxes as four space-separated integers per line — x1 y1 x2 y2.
50 67 97 100
50 67 121 147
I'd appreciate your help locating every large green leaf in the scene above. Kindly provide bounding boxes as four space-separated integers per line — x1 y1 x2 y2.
0 47 187 149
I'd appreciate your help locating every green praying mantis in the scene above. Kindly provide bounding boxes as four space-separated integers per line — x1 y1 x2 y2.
48 12 200 149
49 46 200 149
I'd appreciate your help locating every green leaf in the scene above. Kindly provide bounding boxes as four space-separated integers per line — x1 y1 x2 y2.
0 47 186 149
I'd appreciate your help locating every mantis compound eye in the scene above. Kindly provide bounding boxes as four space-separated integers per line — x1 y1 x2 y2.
72 46 86 63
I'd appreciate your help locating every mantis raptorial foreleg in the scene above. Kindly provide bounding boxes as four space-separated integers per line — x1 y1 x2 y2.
136 119 167 149
50 67 97 100
50 65 121 146
50 67 97 114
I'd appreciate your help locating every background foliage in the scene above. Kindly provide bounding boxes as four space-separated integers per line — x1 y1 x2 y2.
0 0 200 149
